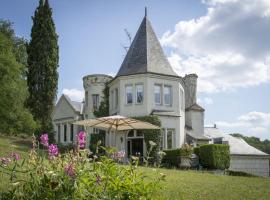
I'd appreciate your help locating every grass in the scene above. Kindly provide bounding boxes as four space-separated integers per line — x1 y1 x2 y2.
0 135 270 199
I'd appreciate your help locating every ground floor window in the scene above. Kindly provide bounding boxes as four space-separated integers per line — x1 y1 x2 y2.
64 124 67 142
162 128 176 149
70 124 74 141
58 125 61 142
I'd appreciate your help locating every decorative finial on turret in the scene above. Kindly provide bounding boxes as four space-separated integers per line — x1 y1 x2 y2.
145 6 147 17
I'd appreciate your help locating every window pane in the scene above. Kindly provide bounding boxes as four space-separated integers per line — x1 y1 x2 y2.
70 124 73 141
58 125 61 142
126 85 133 104
136 130 143 137
167 131 172 149
64 124 67 142
92 94 99 110
85 91 88 106
136 84 143 103
115 89 118 108
154 85 161 104
164 86 172 105
128 130 134 137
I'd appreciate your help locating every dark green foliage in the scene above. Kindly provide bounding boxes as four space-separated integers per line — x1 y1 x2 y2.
0 20 36 135
199 144 230 170
226 170 257 177
133 116 161 162
94 83 109 117
89 130 106 154
162 149 181 167
193 147 200 156
231 133 270 154
57 143 75 154
27 0 59 142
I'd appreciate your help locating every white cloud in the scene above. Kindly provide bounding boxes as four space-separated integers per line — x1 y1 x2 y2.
161 0 270 93
198 97 214 105
62 88 84 102
215 111 270 139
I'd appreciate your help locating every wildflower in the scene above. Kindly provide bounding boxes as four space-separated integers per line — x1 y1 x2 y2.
77 131 86 149
96 175 102 185
64 164 76 179
0 157 11 166
40 133 49 147
149 141 157 146
10 153 20 161
48 144 58 159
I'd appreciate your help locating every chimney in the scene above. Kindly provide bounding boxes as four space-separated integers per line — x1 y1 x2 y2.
183 74 198 108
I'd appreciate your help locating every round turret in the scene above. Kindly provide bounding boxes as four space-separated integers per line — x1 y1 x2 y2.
83 74 112 118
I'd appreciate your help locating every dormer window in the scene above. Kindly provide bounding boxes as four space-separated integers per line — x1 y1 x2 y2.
125 85 133 104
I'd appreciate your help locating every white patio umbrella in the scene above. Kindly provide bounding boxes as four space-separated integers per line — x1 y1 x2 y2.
73 115 160 148
73 115 160 131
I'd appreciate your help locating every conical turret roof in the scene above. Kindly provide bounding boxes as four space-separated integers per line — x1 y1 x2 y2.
116 14 178 77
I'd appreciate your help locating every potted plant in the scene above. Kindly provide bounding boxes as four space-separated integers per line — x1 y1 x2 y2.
180 143 193 168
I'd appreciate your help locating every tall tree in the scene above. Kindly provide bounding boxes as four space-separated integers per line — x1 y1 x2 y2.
0 20 36 135
27 0 59 141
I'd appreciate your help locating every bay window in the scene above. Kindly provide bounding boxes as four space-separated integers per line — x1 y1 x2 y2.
164 85 172 106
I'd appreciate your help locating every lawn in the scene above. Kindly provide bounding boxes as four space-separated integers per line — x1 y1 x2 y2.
0 135 270 199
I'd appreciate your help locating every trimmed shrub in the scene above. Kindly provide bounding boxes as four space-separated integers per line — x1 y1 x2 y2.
226 170 257 177
89 130 106 154
199 144 230 170
162 149 181 167
193 147 200 156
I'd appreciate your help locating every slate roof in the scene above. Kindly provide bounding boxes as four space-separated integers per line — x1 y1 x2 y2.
185 103 205 112
116 14 178 77
63 94 83 113
204 127 268 156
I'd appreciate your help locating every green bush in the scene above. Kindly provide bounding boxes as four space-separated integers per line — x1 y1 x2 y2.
162 149 181 167
57 143 75 153
89 130 106 154
199 144 230 170
193 147 200 156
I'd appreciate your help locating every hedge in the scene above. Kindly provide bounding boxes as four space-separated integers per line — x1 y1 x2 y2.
193 147 200 156
89 130 106 154
199 144 230 170
161 149 181 167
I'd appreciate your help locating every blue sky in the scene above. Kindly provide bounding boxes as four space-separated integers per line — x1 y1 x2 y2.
1 0 270 139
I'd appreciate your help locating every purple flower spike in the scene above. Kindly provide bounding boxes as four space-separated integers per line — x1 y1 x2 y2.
64 164 76 179
0 157 11 166
77 131 86 149
10 153 20 161
48 144 58 159
40 133 49 147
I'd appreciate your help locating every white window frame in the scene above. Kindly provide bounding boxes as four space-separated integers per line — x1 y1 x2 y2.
135 84 144 104
163 128 175 149
154 84 162 105
125 85 133 105
164 85 172 106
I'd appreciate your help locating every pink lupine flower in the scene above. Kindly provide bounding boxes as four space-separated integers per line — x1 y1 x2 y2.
111 150 125 159
77 131 86 149
40 133 49 147
48 144 58 159
10 153 20 161
64 164 76 179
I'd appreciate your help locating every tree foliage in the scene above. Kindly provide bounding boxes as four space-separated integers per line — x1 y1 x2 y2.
93 82 110 117
0 20 36 134
231 133 270 154
27 0 59 141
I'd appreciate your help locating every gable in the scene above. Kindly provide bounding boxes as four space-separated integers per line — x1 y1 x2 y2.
53 96 80 121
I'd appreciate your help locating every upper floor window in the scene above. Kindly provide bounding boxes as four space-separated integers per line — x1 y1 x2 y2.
125 85 133 104
114 88 118 108
154 84 162 105
92 94 99 110
164 85 172 106
85 91 88 106
136 84 143 104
